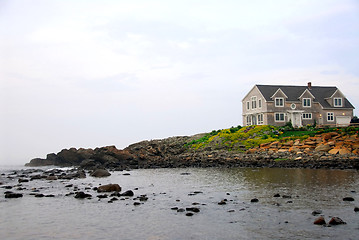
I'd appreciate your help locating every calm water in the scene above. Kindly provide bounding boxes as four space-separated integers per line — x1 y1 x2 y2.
1 166 359 240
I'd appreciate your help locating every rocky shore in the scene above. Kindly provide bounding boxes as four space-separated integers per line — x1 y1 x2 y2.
25 131 359 170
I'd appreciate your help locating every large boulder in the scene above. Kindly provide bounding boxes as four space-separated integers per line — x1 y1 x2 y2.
97 184 121 192
90 169 111 178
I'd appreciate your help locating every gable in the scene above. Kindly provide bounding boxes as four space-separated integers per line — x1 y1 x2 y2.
270 88 288 99
298 89 315 100
242 85 266 102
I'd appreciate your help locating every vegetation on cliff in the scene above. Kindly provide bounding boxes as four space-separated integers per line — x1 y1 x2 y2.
185 124 359 151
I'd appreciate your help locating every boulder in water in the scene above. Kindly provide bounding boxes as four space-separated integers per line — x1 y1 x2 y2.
97 184 121 193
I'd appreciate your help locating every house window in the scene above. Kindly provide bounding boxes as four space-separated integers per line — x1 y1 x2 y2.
334 98 342 107
246 101 250 110
251 96 257 109
302 113 312 119
275 113 285 122
327 112 334 122
275 98 284 107
246 115 252 125
303 98 311 107
257 114 264 125
258 99 262 109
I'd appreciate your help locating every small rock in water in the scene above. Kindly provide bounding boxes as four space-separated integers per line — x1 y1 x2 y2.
97 194 108 199
328 217 346 225
133 202 141 206
251 198 259 203
218 200 227 205
171 207 179 210
186 207 200 213
313 216 326 225
120 190 134 197
74 192 92 199
312 210 323 216
273 193 280 198
343 197 355 202
186 213 194 217
354 207 359 212
5 193 23 198
35 194 45 198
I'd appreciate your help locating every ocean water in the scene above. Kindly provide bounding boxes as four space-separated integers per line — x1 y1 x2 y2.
1 166 359 240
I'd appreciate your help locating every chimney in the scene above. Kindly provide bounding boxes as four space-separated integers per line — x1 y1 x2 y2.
308 82 312 89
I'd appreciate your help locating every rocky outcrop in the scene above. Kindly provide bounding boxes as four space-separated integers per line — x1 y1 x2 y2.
25 132 359 170
26 146 137 170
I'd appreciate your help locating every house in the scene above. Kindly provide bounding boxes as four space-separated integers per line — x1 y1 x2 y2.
242 82 355 127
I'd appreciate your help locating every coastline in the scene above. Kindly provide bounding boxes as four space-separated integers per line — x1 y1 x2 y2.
24 126 359 171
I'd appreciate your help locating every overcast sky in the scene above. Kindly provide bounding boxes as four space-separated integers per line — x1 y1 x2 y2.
1 0 358 165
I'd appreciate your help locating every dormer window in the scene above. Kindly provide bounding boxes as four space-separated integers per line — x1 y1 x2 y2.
334 98 343 107
275 97 284 107
303 98 311 107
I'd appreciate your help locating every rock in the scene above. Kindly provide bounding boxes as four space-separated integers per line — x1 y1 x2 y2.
133 202 141 206
18 178 29 183
354 207 359 212
328 149 340 155
5 193 23 198
97 184 121 193
328 217 346 225
315 144 331 152
90 169 111 178
186 213 194 216
312 210 323 216
218 200 227 205
251 198 259 203
97 194 108 198
46 176 58 180
186 207 200 213
339 148 352 155
120 190 134 197
74 192 92 199
273 193 281 197
313 216 326 225
35 194 45 198
343 197 355 201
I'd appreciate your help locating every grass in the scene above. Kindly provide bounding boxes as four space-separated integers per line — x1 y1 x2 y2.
184 124 359 151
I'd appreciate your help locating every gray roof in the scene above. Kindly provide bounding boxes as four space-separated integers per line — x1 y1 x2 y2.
256 84 355 109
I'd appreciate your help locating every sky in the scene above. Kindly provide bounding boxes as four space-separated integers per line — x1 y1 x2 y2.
1 0 359 165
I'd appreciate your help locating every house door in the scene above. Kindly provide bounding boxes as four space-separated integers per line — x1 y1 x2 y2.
287 111 303 128
252 115 257 125
318 117 323 125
